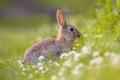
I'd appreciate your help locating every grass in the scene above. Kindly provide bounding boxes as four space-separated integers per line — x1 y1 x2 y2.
0 0 120 80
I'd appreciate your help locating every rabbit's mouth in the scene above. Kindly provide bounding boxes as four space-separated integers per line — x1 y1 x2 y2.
75 31 81 39
78 32 81 38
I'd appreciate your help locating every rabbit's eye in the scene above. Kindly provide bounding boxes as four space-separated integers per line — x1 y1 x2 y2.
69 27 74 31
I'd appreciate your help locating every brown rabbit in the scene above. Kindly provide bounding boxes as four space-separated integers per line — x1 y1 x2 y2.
22 9 81 64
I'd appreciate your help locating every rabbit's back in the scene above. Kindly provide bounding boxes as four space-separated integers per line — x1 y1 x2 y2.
23 38 72 64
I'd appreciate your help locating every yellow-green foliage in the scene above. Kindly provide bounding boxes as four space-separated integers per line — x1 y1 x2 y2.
0 0 120 80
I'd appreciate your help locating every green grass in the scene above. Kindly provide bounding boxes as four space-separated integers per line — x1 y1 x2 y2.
1 0 120 80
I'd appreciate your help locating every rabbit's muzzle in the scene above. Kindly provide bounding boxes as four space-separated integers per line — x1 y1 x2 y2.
76 31 81 38
78 32 81 37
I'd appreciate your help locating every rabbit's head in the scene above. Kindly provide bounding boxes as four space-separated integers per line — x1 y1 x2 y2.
56 10 81 41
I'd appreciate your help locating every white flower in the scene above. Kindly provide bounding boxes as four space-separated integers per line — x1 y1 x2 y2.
111 54 120 68
104 52 111 57
51 75 57 80
64 60 72 67
28 74 33 79
39 56 45 61
32 65 37 68
69 51 77 55
110 53 117 58
76 44 80 47
73 53 81 61
41 71 45 74
74 63 84 70
60 53 68 59
18 60 24 68
95 34 103 38
22 68 26 71
81 45 91 55
54 62 60 67
112 56 120 64
35 70 39 74
71 63 84 76
104 52 118 61
92 51 99 58
73 47 76 50
71 69 82 76
49 60 53 63
84 33 88 38
26 66 30 68
89 57 103 67
39 66 44 71
67 51 76 58
37 62 43 67
104 52 120 68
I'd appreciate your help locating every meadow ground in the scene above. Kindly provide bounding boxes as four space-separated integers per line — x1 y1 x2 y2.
0 0 120 80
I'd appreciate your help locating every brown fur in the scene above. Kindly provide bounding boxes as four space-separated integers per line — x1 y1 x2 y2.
22 9 81 64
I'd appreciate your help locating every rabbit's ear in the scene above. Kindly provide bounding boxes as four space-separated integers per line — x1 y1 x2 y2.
56 10 66 27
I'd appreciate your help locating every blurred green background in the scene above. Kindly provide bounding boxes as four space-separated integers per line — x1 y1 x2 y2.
0 0 120 64
0 0 97 58
0 0 120 80
0 0 96 26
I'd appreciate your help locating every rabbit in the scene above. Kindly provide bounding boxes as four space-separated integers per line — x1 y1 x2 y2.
22 9 81 64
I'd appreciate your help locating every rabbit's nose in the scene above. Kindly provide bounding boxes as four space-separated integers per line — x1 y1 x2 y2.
78 32 81 37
